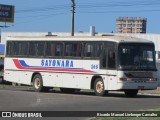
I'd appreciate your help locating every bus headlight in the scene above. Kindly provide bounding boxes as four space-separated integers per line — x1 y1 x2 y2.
149 78 157 81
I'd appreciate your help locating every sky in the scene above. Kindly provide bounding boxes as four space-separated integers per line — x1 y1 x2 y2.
0 0 160 33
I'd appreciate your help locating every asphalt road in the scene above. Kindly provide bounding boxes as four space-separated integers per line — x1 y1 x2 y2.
0 85 160 119
0 84 160 111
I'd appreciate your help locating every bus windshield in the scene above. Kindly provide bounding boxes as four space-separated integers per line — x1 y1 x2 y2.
118 43 156 71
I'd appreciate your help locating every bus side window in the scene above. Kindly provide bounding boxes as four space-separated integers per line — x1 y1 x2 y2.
46 42 63 57
46 42 55 57
84 43 102 58
55 43 63 57
37 42 45 57
13 42 20 56
6 41 13 56
94 43 102 57
74 43 82 57
20 42 29 56
108 50 116 69
101 49 107 68
65 43 72 56
65 42 81 57
84 43 94 57
29 42 37 57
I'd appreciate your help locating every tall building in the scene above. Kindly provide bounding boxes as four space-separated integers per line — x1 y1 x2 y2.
116 17 147 33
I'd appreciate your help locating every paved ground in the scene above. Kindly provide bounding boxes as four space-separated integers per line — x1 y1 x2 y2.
0 83 160 95
139 87 160 95
0 84 160 120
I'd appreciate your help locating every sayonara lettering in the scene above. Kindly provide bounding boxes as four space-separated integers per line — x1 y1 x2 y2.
41 59 74 68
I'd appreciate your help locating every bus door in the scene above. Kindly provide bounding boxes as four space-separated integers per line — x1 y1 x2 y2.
106 45 117 90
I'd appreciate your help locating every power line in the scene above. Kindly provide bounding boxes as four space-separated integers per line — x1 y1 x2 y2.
15 4 70 14
15 12 69 25
15 12 69 18
77 9 160 14
13 1 160 15
12 0 160 25
76 2 160 9
14 1 160 15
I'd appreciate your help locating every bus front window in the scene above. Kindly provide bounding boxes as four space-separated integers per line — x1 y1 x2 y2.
118 43 156 70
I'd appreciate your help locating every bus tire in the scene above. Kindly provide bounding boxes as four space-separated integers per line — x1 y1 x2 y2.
124 90 138 97
94 78 107 96
60 88 75 93
33 74 44 92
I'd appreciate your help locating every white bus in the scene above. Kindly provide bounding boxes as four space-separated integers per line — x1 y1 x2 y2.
4 35 158 97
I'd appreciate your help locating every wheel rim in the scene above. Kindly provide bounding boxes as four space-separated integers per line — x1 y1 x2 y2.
34 78 41 89
96 81 103 93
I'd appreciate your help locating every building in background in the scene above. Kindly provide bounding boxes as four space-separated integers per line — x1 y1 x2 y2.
116 17 147 33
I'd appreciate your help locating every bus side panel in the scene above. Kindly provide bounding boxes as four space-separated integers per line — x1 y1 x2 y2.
82 60 100 89
62 73 77 88
18 71 32 85
4 58 19 83
22 71 33 85
106 70 117 90
77 75 92 89
42 72 62 87
4 58 32 85
4 70 15 82
42 72 92 89
40 72 55 87
4 58 101 90
62 59 83 88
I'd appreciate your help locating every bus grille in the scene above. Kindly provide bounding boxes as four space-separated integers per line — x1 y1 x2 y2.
126 72 153 78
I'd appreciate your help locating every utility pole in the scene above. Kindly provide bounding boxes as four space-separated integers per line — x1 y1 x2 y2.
71 0 75 36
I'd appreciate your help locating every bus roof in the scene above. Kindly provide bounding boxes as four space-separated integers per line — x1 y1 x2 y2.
6 35 153 43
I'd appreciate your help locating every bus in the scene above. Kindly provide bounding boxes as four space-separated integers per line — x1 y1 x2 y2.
4 35 158 97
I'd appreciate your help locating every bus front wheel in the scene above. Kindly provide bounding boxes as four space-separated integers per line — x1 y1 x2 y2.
33 74 44 92
94 78 107 96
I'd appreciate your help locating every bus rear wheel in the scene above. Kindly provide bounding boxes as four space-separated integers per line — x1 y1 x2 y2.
124 89 138 97
94 78 107 96
33 74 44 92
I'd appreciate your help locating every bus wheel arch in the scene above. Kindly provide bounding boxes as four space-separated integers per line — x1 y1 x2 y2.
91 76 102 89
32 73 44 92
31 72 41 84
